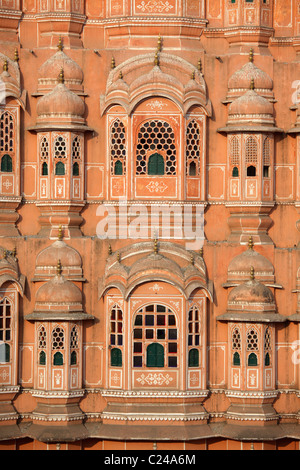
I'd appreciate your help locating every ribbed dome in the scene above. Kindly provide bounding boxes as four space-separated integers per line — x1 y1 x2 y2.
38 49 83 95
129 253 183 279
227 244 274 284
228 61 273 94
228 279 274 306
36 81 85 120
228 89 273 117
34 237 83 281
36 274 82 305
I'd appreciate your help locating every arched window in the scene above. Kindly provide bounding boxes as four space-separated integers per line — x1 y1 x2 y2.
263 136 271 178
111 347 122 367
1 154 12 172
0 112 15 154
70 325 79 366
53 351 63 366
110 119 126 176
232 166 239 177
146 343 164 367
54 136 67 159
136 120 176 175
39 350 46 365
264 327 271 366
70 351 77 365
55 161 65 176
42 162 48 176
233 352 240 366
248 353 258 367
114 160 123 176
0 298 12 363
0 343 10 363
188 348 199 367
133 304 177 368
247 165 256 177
186 119 201 176
52 326 64 365
148 153 165 175
72 162 79 176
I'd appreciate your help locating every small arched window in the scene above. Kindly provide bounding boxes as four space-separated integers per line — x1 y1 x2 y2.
188 348 199 367
39 350 46 365
53 351 64 366
0 343 10 363
247 165 256 177
148 153 165 175
55 161 65 176
233 352 240 366
189 161 197 176
114 160 123 176
111 347 122 367
72 162 79 176
146 343 164 367
248 352 258 367
1 154 12 172
232 166 239 177
42 161 48 176
70 351 77 365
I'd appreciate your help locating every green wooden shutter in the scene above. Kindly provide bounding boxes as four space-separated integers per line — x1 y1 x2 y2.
53 351 64 365
188 348 199 367
55 161 65 175
114 160 123 175
146 343 164 367
233 352 240 366
1 154 12 172
111 347 122 367
148 153 164 175
39 351 46 365
248 353 258 366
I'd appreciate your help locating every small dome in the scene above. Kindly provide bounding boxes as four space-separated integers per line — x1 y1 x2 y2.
228 61 273 93
228 279 274 306
36 274 82 305
36 79 85 122
38 49 83 94
34 237 83 281
228 243 274 284
228 88 273 117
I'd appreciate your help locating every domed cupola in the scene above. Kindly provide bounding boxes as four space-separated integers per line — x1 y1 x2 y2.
227 79 274 129
226 49 273 103
36 38 84 96
224 237 278 288
33 227 84 281
36 69 85 130
28 260 93 321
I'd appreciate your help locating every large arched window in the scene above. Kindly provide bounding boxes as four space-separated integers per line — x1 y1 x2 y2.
186 119 201 176
52 326 64 365
136 120 176 176
247 326 259 367
133 304 177 368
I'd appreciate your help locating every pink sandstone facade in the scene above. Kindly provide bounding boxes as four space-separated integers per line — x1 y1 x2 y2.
0 0 299 450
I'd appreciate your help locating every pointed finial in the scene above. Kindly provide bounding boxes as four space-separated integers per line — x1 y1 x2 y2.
157 35 162 52
248 235 254 250
197 58 202 74
154 238 158 254
190 254 194 265
154 51 159 67
250 78 255 90
249 48 254 63
58 36 63 51
57 259 62 275
3 249 7 259
58 225 63 241
119 70 123 80
12 247 17 258
191 70 195 80
3 60 8 72
14 48 19 63
199 247 203 258
111 57 115 69
58 68 64 84
250 266 255 280
108 244 112 255
117 252 121 263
